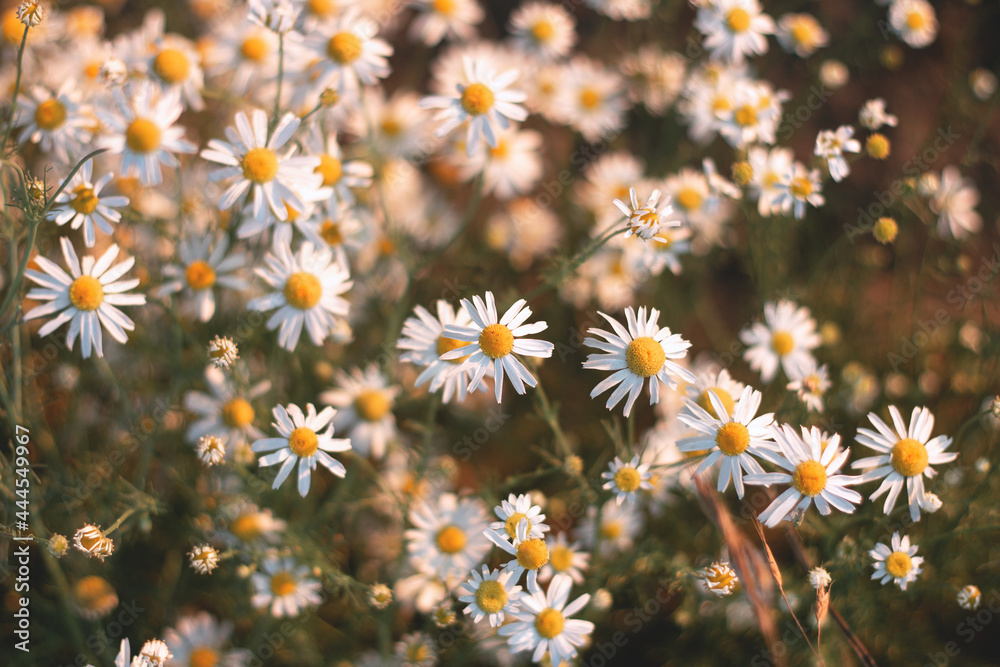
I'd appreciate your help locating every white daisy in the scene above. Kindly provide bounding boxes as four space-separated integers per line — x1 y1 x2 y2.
930 166 981 239
747 145 794 216
508 2 577 61
602 455 653 504
694 0 775 65
498 573 594 667
775 13 828 57
888 0 937 49
148 35 205 111
577 499 643 558
676 386 777 499
24 239 146 359
302 125 373 208
247 241 352 351
156 231 248 322
683 367 746 420
15 84 92 162
97 82 196 186
458 565 522 627
135 639 173 666
775 162 824 220
404 493 492 584
454 126 543 200
205 23 278 97
859 98 898 130
409 0 483 46
485 517 550 594
420 57 528 156
701 561 739 597
613 187 681 242
440 291 553 403
163 611 251 667
957 585 982 611
319 364 400 460
395 632 437 667
305 9 393 98
786 359 831 413
582 306 695 418
739 299 821 383
537 533 589 585
870 532 923 590
553 56 628 143
251 402 351 497
715 80 784 149
489 493 549 543
744 425 862 527
46 159 129 248
251 556 323 617
851 405 956 522
183 365 270 454
814 125 861 183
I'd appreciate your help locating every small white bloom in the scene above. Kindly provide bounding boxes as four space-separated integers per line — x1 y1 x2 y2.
859 98 898 130
870 532 923 590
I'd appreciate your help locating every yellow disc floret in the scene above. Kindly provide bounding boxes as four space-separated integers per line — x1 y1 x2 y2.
288 426 319 457
790 177 814 199
153 48 191 83
222 398 254 428
474 579 507 614
70 185 99 215
771 331 794 356
355 390 391 422
531 20 554 42
327 32 362 64
437 335 469 363
461 83 495 115
625 337 665 378
283 272 322 310
504 512 530 539
35 99 67 130
479 323 514 359
579 88 602 110
885 551 913 578
125 118 162 153
516 538 549 570
734 104 757 127
436 525 467 554
69 275 104 311
676 187 703 212
189 647 220 667
185 260 216 290
270 571 297 596
697 387 735 419
315 154 343 186
891 438 928 477
549 544 573 572
792 460 828 496
534 608 565 639
240 36 269 62
727 8 751 32
241 147 279 183
716 422 750 456
614 467 642 493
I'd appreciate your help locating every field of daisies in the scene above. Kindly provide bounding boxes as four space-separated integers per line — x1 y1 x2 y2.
1 0 999 664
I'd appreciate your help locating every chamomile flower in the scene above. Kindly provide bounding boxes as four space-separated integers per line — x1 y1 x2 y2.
613 187 681 242
98 82 196 185
716 81 784 149
187 545 221 575
498 573 594 667
206 23 278 97
508 2 577 61
695 0 775 65
489 493 549 543
852 405 956 522
420 57 528 156
538 533 589 585
583 306 695 418
930 166 982 239
486 517 550 594
302 125 373 208
147 35 205 111
440 291 553 403
46 159 129 248
739 299 821 383
306 9 393 97
775 162 824 220
395 633 437 667
602 455 653 504
156 231 248 322
136 639 173 666
701 561 739 596
251 402 351 496
74 524 114 560
786 359 831 413
163 612 251 667
775 13 828 57
859 98 898 130
24 239 146 359
809 567 832 590
870 532 923 590
247 241 352 351
183 365 270 454
251 556 323 617
621 45 687 115
15 85 92 162
458 566 522 627
554 56 628 142
815 126 861 183
405 493 492 584
744 425 862 527
684 367 746 420
957 585 982 611
888 0 937 49
676 386 777 498
455 126 543 199
201 109 322 225
747 145 794 216
320 364 400 460
409 0 483 46
577 499 643 558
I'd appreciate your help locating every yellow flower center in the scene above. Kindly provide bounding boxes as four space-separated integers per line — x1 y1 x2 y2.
906 11 926 31
34 99 67 130
230 513 263 541
676 187 703 212
791 22 817 47
727 8 751 32
504 512 531 539
712 96 732 113
614 467 642 492
270 571 297 597
707 564 737 590
153 48 191 83
73 575 116 611
433 0 455 14
792 460 827 496
866 134 890 160
283 272 322 310
222 399 255 429
516 538 549 570
69 276 104 311
327 32 362 64
771 331 794 356
380 118 401 136
437 335 469 363
355 390 391 422
489 139 508 159
77 530 103 552
288 426 319 457
189 647 219 667
126 118 162 153
479 323 514 359
436 525 467 554
320 220 343 246
600 519 623 539
474 579 507 614
315 154 342 186
461 83 496 115
185 260 216 290
715 422 750 456
734 104 757 127
885 551 913 578
697 387 735 420
85 61 101 79
240 35 269 62
891 438 929 477
790 177 813 199
549 544 573 572
534 608 565 639
70 185 99 215
532 20 555 41
625 336 665 378
579 87 601 110
308 0 337 16
241 147 279 184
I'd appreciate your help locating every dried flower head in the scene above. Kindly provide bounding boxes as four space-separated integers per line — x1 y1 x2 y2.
196 434 227 465
73 524 114 560
137 639 173 666
17 2 45 26
809 567 832 590
48 533 69 558
207 335 239 368
369 583 393 610
957 585 982 610
701 561 739 597
188 544 221 574
433 602 457 627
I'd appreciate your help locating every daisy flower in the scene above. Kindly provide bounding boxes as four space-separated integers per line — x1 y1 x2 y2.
187 545 221 575
859 98 898 130
489 493 549 543
582 306 695 417
715 81 784 149
870 532 923 590
694 0 775 65
613 187 681 242
135 639 172 666
206 23 278 97
250 402 351 497
440 291 553 403
24 239 146 359
200 109 322 225
305 9 393 97
585 0 652 21
15 85 92 162
676 386 777 498
553 56 628 142
163 612 251 667
577 499 643 558
46 159 129 248
156 231 248 322
621 45 687 115
930 166 981 239
739 299 821 383
744 425 862 527
397 300 489 404
409 0 483 46
251 556 323 617
851 405 956 522
775 13 828 57
486 517 550 594
601 455 653 504
508 2 577 61
458 565 522 627
747 145 794 216
455 126 543 200
484 198 563 270
148 35 205 111
786 359 831 413
888 0 937 48
320 364 400 460
247 242 352 351
814 126 861 183
498 573 594 667
701 561 739 597
537 533 589 585
303 126 373 209
214 500 286 547
357 88 436 159
684 367 745 420
395 633 437 666
957 585 982 611
426 60 528 155
97 82 196 186
404 493 492 584
183 365 270 453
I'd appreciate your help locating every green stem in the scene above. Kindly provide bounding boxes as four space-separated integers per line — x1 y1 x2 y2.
524 222 625 301
105 507 138 535
0 26 29 156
